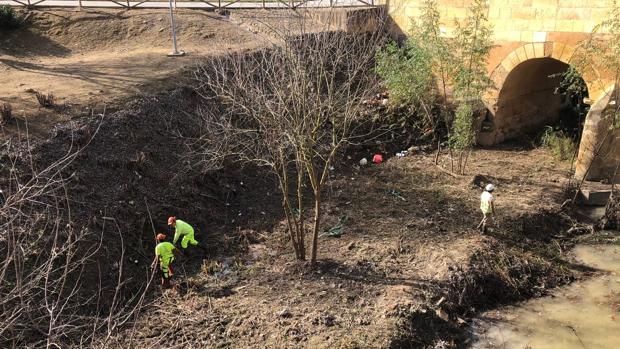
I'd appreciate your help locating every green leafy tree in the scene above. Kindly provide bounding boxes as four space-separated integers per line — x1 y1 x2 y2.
411 0 455 103
375 0 457 137
375 40 434 129
449 0 494 173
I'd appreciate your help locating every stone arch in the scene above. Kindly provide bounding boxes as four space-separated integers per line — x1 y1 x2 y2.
480 42 615 181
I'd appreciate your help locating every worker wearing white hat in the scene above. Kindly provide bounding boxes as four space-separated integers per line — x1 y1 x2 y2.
477 184 495 233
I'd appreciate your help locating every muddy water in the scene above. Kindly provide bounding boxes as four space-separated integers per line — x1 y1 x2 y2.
472 244 620 349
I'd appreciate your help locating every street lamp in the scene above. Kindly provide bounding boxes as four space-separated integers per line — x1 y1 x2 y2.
167 0 185 57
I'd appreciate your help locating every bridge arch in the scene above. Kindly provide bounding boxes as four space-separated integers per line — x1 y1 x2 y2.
480 42 615 180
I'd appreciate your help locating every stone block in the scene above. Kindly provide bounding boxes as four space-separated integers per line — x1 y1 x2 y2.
508 49 522 66
551 43 567 60
533 31 547 42
535 7 558 19
497 30 524 42
559 0 585 8
540 19 557 31
591 9 611 25
520 31 534 42
511 7 537 19
437 0 465 6
489 6 501 19
499 7 512 19
500 54 516 71
579 189 611 206
591 0 612 7
544 41 554 56
532 0 561 7
523 43 536 59
514 45 528 62
572 21 585 32
533 42 545 56
558 8 591 20
556 20 575 32
512 19 533 31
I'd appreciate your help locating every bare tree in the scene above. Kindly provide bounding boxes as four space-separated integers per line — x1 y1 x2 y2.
190 13 387 265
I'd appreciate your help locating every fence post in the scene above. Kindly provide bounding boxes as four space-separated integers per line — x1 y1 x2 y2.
167 0 185 56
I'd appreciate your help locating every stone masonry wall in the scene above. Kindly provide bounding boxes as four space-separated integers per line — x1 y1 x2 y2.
385 0 618 182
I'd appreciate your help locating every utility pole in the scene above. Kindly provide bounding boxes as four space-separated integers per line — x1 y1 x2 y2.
167 0 185 57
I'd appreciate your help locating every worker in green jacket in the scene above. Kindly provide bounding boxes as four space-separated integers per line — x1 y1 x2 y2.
168 216 198 249
152 233 180 288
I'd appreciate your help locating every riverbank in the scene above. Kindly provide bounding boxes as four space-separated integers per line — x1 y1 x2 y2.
471 243 620 349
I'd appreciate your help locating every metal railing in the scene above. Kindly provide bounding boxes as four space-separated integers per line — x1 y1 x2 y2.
2 0 376 9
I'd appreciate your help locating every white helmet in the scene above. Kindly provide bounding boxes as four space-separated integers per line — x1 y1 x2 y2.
485 183 495 192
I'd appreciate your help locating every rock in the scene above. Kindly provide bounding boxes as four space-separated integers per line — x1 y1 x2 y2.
322 314 336 327
359 158 368 166
277 308 292 318
347 241 356 250
578 189 611 206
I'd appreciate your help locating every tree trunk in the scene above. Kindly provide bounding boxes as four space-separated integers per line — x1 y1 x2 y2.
279 177 302 260
297 164 306 260
310 191 321 265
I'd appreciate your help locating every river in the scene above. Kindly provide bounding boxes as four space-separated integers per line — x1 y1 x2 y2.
471 244 620 349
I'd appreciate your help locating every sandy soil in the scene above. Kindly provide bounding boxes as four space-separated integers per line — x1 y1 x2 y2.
0 8 319 137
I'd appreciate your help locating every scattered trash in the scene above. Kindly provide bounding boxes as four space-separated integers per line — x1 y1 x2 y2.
359 158 368 166
321 216 348 238
385 189 406 201
373 154 383 164
396 150 408 158
329 166 335 171
435 296 445 306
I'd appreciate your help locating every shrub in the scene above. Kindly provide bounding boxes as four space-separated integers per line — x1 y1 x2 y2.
0 5 21 30
540 126 577 161
375 40 435 131
35 91 55 108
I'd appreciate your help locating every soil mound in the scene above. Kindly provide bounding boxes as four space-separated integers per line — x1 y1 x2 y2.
0 86 280 347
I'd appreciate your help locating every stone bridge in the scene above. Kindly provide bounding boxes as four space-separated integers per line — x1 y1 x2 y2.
387 0 618 182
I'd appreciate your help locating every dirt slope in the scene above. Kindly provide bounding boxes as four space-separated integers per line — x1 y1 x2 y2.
0 8 285 137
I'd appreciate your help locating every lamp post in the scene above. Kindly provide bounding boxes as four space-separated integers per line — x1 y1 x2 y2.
167 0 185 57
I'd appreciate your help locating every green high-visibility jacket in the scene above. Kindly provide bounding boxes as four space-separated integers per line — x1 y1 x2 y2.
155 241 175 261
173 219 194 245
